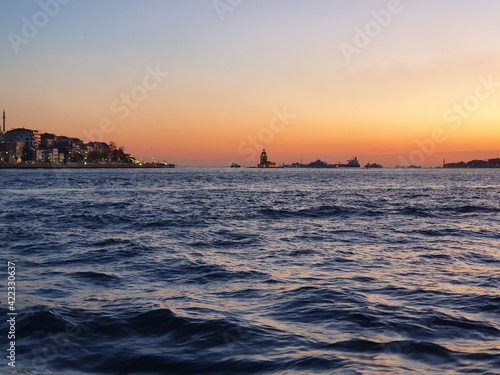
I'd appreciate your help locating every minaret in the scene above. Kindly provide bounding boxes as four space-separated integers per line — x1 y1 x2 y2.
2 110 5 134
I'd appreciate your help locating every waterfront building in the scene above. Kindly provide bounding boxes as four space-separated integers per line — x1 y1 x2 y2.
0 111 18 162
0 142 24 163
36 148 60 163
41 133 57 148
6 128 41 149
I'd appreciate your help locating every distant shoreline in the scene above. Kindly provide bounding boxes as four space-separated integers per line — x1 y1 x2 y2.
1 163 500 170
0 163 169 169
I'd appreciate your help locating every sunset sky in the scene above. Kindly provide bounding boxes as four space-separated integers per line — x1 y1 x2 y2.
1 0 499 166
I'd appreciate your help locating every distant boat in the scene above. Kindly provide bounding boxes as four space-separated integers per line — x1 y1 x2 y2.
283 157 363 168
282 159 337 168
229 162 241 168
151 157 175 168
338 157 361 168
365 162 383 169
307 159 336 168
407 165 422 169
158 161 175 168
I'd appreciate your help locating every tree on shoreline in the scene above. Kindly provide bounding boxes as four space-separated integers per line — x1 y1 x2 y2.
109 144 130 163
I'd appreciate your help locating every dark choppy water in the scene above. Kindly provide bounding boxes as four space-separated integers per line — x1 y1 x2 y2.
1 168 499 375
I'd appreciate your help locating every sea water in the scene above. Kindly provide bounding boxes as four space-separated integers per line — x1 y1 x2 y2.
0 168 499 374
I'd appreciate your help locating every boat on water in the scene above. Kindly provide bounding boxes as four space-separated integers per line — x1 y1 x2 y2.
283 159 337 168
338 157 361 168
365 162 383 169
307 159 337 168
283 156 362 168
229 162 241 168
150 157 175 168
157 161 175 168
